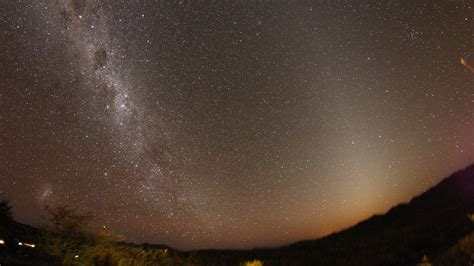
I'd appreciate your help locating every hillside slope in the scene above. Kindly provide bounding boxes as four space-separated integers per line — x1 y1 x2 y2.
1 165 473 265
196 164 474 265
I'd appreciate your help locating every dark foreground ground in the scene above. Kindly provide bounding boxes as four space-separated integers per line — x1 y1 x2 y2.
1 165 473 265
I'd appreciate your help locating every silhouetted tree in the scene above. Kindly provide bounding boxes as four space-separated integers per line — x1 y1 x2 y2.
0 199 13 221
43 203 94 235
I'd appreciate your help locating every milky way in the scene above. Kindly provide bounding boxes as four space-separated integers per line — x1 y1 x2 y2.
1 1 473 249
51 0 184 210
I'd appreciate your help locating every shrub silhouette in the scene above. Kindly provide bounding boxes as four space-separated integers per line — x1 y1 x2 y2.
0 199 13 221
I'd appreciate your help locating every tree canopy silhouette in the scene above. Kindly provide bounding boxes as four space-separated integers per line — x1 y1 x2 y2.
43 203 94 235
0 199 13 221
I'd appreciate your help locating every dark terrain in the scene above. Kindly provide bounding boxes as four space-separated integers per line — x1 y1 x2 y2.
1 165 473 265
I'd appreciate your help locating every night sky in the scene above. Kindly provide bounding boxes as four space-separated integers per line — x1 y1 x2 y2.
1 0 473 250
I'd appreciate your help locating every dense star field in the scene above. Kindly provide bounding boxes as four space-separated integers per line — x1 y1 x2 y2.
1 1 473 250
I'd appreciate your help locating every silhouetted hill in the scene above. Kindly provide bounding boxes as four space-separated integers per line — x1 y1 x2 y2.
0 217 59 265
195 164 474 265
0 217 191 265
1 165 473 265
283 164 473 264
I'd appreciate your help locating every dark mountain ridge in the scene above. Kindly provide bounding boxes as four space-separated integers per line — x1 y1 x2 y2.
195 164 474 265
293 164 474 247
1 165 473 265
